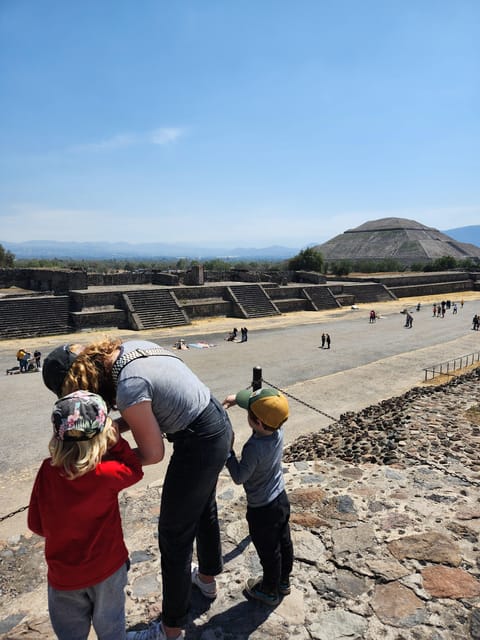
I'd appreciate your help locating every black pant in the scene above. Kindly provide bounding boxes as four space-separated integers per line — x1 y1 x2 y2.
246 490 293 593
158 397 232 628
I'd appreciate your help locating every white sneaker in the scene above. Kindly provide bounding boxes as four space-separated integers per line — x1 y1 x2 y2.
191 566 217 599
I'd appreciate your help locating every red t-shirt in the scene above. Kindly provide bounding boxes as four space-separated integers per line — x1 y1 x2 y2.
28 436 143 590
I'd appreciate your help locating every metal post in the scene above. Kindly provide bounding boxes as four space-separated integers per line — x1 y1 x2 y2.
252 366 262 391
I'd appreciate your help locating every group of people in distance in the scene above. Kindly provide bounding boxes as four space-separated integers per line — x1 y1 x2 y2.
14 348 41 372
320 332 331 349
225 326 248 342
29 337 293 640
432 299 460 318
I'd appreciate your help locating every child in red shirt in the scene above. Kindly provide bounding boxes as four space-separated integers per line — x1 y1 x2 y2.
28 390 144 640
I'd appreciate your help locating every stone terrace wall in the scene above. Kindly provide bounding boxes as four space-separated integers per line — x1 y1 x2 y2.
0 268 87 294
87 271 153 287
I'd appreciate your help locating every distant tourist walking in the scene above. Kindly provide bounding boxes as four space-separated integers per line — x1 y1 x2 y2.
241 327 248 342
326 333 331 349
321 333 326 348
369 310 376 323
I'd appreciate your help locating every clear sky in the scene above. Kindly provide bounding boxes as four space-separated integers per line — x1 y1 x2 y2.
1 1 479 250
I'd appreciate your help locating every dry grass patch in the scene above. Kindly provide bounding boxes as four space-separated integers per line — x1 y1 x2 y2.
421 363 480 387
464 405 480 426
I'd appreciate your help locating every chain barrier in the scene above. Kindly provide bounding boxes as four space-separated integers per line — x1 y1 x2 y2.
262 377 338 422
403 452 480 488
1 370 478 524
0 504 28 523
261 374 480 489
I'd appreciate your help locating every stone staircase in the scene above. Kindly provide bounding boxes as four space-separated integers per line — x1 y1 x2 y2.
123 290 190 330
304 286 341 310
0 296 71 340
337 283 395 304
228 285 281 318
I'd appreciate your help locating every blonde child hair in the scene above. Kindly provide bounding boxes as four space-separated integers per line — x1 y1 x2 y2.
49 390 117 479
49 420 117 479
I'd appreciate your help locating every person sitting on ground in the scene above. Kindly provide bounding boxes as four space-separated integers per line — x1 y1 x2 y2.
173 339 189 350
225 327 238 341
222 387 293 607
28 390 144 640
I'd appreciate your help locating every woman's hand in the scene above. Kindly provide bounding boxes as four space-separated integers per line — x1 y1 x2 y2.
222 394 237 409
121 401 165 465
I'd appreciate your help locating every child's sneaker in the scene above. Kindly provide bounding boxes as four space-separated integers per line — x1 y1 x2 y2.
126 622 184 640
126 621 166 640
191 566 217 599
244 577 280 606
279 579 291 596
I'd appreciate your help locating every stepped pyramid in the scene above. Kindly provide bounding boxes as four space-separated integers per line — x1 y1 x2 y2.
314 217 480 266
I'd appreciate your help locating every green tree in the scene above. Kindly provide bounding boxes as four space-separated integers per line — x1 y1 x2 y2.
331 260 351 276
0 243 15 267
203 258 232 271
425 256 458 271
288 247 323 272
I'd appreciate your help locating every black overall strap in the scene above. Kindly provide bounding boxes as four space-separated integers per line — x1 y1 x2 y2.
111 347 180 386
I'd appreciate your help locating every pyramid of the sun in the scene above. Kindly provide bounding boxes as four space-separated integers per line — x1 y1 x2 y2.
314 217 480 266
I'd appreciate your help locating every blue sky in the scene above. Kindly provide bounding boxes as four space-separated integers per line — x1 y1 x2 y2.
1 1 479 249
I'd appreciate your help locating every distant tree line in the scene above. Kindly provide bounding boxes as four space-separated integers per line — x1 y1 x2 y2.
2 242 479 275
9 252 284 273
287 248 479 275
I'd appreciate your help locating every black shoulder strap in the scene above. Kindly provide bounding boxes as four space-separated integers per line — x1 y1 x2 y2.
111 347 180 386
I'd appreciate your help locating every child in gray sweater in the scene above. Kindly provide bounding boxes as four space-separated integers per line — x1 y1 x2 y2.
223 387 293 605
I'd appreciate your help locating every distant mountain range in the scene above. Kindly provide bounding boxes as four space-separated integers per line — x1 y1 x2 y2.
2 225 479 261
0 240 301 261
442 226 480 247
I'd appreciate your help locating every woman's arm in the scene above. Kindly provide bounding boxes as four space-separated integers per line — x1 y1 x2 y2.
120 401 165 465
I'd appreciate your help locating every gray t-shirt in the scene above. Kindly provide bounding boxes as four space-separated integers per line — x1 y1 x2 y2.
226 428 285 507
115 339 210 434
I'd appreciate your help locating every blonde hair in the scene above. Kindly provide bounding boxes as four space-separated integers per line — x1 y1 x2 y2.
49 419 117 479
61 337 122 409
